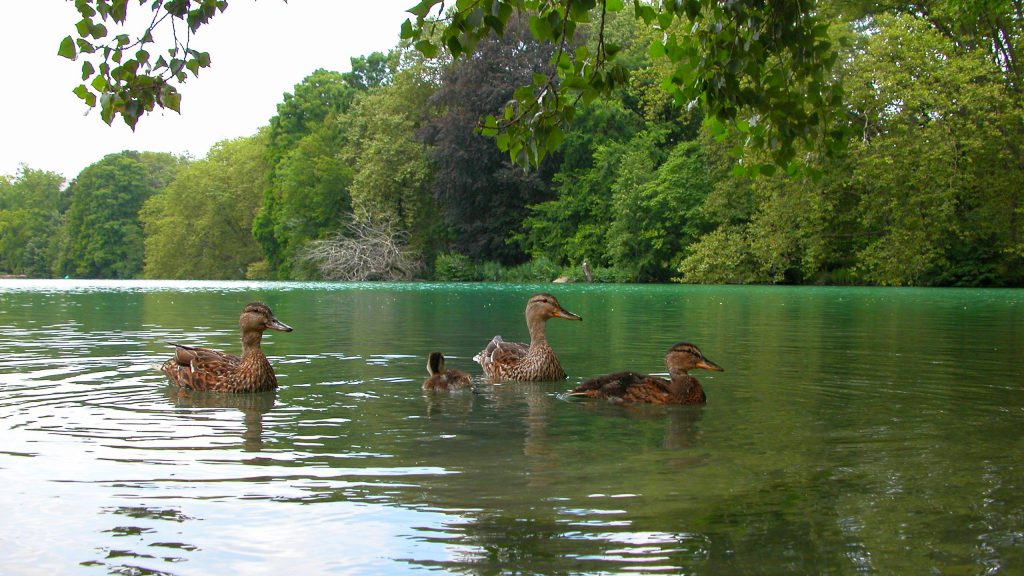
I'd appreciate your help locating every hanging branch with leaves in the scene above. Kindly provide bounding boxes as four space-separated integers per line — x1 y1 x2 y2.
59 0 226 129
403 0 848 172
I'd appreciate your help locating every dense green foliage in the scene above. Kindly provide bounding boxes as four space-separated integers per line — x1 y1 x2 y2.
7 1 1021 285
140 135 267 279
55 151 180 279
0 168 67 277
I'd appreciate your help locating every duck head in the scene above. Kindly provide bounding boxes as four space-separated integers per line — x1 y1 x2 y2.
427 351 446 376
240 302 293 335
665 342 723 376
526 293 583 323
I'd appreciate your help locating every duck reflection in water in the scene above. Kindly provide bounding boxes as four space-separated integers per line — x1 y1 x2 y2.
165 387 277 452
575 399 708 450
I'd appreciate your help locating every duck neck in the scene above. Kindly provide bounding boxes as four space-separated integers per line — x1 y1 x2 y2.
668 369 695 392
668 370 706 403
241 330 265 358
526 314 549 350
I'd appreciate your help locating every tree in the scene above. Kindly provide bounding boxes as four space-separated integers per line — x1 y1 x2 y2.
517 106 639 268
343 51 396 91
340 63 438 257
55 151 180 278
0 168 68 277
845 13 1024 285
608 137 711 281
141 135 268 279
252 69 358 277
421 15 557 264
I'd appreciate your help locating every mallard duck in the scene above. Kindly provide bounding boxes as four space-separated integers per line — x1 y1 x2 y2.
423 351 473 391
474 293 582 382
568 342 723 404
161 302 292 392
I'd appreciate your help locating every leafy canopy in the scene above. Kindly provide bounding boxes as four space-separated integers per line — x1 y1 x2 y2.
404 0 847 168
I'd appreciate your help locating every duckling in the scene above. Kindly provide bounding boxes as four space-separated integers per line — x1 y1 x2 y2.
423 351 473 391
474 293 582 382
568 342 723 404
161 302 292 392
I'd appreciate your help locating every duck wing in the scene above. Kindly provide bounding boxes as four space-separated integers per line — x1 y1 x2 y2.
569 371 647 398
473 336 529 369
161 344 241 391
569 372 675 403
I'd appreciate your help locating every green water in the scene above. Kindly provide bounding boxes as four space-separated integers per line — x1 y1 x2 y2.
0 280 1021 575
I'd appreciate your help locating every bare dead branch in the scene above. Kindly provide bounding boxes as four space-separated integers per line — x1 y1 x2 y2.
297 219 422 281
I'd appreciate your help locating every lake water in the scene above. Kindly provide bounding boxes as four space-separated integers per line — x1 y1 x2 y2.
0 280 1021 575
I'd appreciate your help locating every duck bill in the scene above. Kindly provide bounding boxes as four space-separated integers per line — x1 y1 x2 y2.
696 358 723 372
554 308 582 321
268 318 293 332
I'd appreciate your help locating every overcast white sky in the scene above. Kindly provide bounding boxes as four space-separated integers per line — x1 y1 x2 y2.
2 1 414 181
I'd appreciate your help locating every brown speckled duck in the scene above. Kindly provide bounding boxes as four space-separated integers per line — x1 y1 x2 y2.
423 352 473 391
161 302 292 392
568 342 723 404
474 293 582 382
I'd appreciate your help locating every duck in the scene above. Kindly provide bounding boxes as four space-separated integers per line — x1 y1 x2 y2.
160 301 293 393
567 342 723 404
423 351 473 391
474 293 582 382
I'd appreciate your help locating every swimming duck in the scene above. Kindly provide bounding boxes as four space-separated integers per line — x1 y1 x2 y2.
423 352 473 391
568 342 723 404
474 293 582 382
161 302 293 393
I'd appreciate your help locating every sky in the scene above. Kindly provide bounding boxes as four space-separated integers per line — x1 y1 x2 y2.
1 1 415 181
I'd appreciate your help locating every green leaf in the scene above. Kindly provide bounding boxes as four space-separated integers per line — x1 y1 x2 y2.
634 4 656 24
400 19 415 39
606 0 624 11
446 35 463 58
161 86 181 113
407 0 438 19
495 132 510 151
58 36 77 60
546 126 564 151
90 22 108 39
648 40 666 59
414 40 438 59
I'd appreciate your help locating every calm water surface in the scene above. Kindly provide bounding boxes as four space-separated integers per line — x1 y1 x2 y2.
0 280 1022 575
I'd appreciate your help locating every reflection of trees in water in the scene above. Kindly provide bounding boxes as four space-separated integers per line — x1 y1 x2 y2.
403 511 715 574
397 386 718 573
85 504 199 575
164 387 276 451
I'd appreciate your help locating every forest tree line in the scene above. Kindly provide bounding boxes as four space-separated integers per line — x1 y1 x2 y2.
3 1 1022 286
